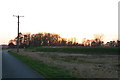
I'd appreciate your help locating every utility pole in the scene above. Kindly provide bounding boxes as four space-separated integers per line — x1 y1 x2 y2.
13 15 24 52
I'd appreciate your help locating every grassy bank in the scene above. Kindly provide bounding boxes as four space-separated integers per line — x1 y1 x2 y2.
25 47 119 55
8 51 74 78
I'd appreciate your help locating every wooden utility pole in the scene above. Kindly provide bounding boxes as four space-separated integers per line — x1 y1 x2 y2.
13 15 24 52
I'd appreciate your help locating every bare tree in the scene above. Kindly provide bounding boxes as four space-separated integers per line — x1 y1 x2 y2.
94 34 104 41
93 34 104 46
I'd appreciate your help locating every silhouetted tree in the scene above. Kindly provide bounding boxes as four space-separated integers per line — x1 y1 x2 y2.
8 42 15 48
61 38 67 46
92 34 104 46
117 40 120 47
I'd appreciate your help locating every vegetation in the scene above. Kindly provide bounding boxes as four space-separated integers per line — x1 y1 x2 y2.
25 47 119 55
8 51 74 78
8 49 119 78
50 56 107 64
8 42 15 48
8 32 120 48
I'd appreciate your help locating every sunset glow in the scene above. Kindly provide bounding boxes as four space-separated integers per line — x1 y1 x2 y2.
0 0 119 45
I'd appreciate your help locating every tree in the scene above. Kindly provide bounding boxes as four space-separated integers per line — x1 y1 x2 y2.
8 42 15 48
117 40 120 47
9 32 70 47
61 38 67 46
92 34 104 46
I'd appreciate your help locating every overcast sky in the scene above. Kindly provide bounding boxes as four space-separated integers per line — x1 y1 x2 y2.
0 0 119 45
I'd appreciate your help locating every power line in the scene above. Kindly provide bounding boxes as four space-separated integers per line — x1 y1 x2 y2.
13 15 24 52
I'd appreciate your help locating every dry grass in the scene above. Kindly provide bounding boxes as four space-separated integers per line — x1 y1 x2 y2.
12 49 119 78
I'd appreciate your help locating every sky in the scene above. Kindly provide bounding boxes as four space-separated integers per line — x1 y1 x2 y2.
0 0 119 45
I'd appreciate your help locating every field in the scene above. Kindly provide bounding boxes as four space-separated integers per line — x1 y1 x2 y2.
26 47 119 55
11 47 119 78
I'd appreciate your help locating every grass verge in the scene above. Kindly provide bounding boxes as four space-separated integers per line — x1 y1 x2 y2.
8 51 74 78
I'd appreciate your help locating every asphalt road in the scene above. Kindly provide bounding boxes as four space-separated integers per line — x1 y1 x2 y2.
2 50 46 80
0 50 2 80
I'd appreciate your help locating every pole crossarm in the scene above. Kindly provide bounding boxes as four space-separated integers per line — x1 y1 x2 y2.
13 15 24 17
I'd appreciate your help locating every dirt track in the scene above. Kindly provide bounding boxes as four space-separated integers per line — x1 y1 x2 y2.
12 49 119 78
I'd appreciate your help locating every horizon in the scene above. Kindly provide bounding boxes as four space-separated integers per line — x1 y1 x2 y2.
0 31 119 45
0 0 119 45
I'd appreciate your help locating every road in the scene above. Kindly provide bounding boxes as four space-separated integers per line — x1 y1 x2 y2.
0 49 2 80
2 50 46 80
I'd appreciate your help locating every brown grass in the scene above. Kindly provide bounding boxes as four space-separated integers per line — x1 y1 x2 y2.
11 49 119 78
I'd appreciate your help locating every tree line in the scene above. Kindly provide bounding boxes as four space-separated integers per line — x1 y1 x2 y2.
8 32 120 48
